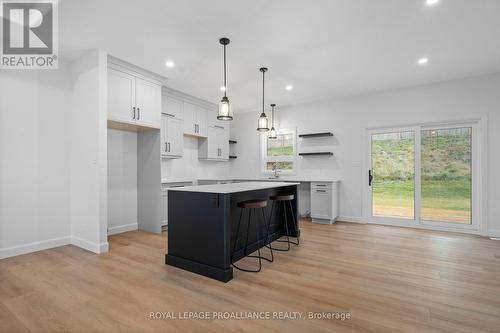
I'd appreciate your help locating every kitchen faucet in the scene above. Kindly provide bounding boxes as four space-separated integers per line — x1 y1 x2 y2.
272 163 280 178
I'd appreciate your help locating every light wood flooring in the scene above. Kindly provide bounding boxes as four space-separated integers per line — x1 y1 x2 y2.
1 220 500 332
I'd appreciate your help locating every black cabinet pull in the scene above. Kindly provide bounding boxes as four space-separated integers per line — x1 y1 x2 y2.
168 142 170 152
165 142 168 152
132 107 136 119
369 170 373 186
137 107 140 120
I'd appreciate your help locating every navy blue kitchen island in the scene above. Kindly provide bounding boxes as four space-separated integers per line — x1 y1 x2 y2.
165 182 300 282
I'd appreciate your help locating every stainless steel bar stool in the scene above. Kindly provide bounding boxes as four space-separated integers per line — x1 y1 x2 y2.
231 199 274 272
266 194 300 252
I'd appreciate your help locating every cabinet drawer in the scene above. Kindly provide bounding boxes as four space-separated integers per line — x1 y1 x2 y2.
311 188 332 219
311 182 332 189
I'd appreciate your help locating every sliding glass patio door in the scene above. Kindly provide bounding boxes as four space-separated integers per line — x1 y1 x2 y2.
367 123 477 230
370 129 416 221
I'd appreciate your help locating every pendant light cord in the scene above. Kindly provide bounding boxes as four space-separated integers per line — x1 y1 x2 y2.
272 105 275 127
223 44 227 98
262 70 265 113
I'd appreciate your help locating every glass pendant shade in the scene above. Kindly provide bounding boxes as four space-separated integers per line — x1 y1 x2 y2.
269 127 277 139
257 112 269 132
218 96 233 120
268 103 277 139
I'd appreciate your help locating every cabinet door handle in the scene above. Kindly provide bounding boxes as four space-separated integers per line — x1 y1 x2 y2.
316 184 326 187
316 190 326 193
214 125 224 129
132 107 136 119
168 142 170 152
165 142 168 152
163 113 175 118
137 107 140 120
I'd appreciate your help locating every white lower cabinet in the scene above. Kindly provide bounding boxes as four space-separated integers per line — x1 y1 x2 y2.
161 114 183 158
161 188 168 226
310 182 339 224
161 182 193 227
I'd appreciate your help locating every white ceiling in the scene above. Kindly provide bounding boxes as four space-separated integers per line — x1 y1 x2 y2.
60 0 500 112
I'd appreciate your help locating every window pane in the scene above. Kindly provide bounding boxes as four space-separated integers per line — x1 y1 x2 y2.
267 133 294 156
371 131 415 219
421 127 472 224
266 162 293 171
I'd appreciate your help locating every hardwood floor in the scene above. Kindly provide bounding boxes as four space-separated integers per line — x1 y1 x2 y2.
1 220 500 332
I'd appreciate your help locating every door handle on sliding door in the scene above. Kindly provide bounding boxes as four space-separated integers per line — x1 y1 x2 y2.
368 170 373 186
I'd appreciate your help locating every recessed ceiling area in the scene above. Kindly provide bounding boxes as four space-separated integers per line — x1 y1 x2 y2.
60 0 500 112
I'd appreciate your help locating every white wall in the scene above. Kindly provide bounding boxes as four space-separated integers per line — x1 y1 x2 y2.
107 129 137 234
0 63 72 258
230 73 500 237
69 50 109 253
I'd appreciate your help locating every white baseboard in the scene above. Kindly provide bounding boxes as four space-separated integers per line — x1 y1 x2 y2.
337 216 366 224
489 229 500 240
107 223 138 235
70 236 109 254
0 236 70 260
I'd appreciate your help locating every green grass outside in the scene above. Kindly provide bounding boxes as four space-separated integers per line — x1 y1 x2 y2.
373 179 471 211
267 146 293 156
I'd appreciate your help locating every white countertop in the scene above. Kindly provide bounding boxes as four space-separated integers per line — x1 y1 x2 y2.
198 177 340 183
161 179 195 184
168 181 300 194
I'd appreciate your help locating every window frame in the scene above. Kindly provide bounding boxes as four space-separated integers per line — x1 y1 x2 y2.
260 128 297 174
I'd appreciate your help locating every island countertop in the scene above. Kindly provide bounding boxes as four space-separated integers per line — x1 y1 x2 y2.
168 181 300 194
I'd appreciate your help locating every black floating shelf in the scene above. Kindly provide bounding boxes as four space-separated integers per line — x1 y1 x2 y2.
298 132 334 138
229 140 237 144
298 152 333 156
229 155 237 159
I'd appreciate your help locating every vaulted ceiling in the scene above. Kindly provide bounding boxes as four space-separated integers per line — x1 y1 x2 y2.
60 0 500 111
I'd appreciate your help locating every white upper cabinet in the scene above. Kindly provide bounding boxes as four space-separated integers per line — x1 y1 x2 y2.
107 67 161 129
207 110 229 130
162 95 183 119
108 69 135 123
183 102 207 137
135 78 161 128
161 114 183 158
198 125 229 161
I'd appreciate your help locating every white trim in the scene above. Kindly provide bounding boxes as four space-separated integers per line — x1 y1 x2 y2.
70 236 109 254
0 236 70 260
107 55 166 85
162 86 217 111
489 229 500 239
337 216 366 224
107 223 138 235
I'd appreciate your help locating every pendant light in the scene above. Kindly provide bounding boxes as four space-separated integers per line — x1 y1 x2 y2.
217 37 233 120
268 104 277 139
257 67 270 132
